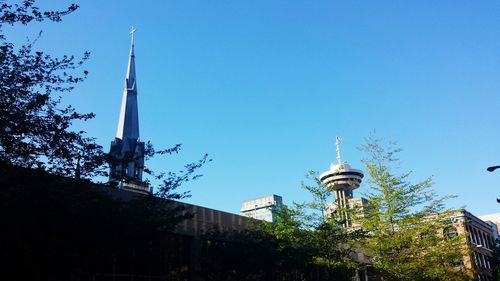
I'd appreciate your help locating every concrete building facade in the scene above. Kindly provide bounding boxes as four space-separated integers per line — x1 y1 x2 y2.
240 194 283 222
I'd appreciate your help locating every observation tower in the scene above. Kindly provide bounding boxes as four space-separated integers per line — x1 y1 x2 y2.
320 136 364 226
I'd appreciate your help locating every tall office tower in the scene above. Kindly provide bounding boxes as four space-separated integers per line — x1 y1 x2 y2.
240 195 283 222
320 137 364 227
108 27 149 194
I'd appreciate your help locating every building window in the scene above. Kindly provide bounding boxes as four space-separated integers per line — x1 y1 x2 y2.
474 228 480 244
466 225 474 243
420 230 435 240
451 257 464 267
480 232 486 247
444 226 458 239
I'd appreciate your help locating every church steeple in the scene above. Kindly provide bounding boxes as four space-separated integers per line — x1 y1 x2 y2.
116 26 139 140
108 27 149 195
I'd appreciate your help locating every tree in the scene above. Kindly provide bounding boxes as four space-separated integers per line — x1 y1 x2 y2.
200 229 281 281
267 171 364 275
201 226 354 281
140 142 210 201
354 136 471 281
0 1 107 177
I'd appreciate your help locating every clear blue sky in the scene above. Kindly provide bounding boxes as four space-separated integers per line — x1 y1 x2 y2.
5 1 500 216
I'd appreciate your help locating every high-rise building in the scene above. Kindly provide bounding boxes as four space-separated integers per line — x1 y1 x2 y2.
320 136 365 227
108 27 149 194
240 194 283 222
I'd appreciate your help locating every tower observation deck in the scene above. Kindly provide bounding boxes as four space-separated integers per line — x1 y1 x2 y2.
320 137 364 226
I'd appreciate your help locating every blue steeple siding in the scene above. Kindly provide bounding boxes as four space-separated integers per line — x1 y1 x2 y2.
108 28 149 194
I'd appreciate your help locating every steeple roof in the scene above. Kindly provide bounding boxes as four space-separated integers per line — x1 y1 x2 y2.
116 27 139 140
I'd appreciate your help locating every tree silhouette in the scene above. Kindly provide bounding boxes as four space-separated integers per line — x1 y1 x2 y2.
0 1 106 177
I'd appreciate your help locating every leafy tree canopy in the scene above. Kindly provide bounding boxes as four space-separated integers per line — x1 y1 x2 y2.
267 171 365 270
0 0 104 177
355 135 471 281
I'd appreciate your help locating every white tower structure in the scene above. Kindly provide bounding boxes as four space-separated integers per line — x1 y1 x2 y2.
108 27 150 194
320 137 364 226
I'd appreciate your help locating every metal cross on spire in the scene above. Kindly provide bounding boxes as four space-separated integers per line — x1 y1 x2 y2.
336 136 343 165
130 26 137 45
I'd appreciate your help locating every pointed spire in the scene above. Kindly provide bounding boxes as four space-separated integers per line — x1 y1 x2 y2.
116 26 140 140
126 26 136 87
108 27 148 194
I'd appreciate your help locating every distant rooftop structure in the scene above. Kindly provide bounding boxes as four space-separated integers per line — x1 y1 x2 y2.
478 212 500 223
478 212 500 238
240 194 283 222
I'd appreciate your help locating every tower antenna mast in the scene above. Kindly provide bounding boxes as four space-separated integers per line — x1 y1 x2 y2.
336 136 343 165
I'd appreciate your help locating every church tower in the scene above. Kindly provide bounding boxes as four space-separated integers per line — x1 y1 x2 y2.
108 27 150 194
